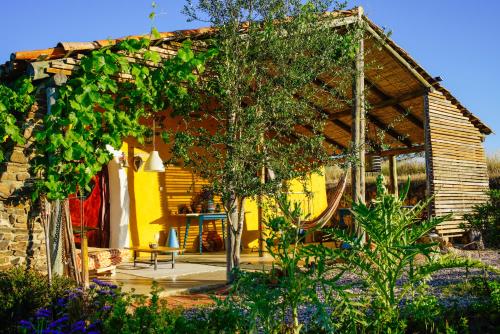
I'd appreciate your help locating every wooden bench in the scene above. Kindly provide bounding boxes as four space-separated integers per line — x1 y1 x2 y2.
127 246 185 270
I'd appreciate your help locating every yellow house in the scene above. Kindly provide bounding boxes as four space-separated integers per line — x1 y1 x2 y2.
106 137 328 253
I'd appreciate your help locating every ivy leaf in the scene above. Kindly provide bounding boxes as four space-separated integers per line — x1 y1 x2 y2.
151 27 161 40
177 47 194 62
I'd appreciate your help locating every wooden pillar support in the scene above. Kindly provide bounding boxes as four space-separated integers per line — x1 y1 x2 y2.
257 167 265 257
389 155 398 197
352 7 366 242
352 7 366 206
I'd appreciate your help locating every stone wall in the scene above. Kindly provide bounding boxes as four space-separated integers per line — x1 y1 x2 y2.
0 105 47 271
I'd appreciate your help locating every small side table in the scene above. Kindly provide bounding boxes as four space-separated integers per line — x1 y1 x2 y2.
177 213 227 254
126 246 185 270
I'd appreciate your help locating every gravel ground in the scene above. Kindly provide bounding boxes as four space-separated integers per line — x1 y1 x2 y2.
184 249 500 330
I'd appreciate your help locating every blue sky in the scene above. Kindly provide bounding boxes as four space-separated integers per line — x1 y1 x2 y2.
1 1 498 154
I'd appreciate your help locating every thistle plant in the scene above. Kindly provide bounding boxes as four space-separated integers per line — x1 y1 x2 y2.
327 175 486 332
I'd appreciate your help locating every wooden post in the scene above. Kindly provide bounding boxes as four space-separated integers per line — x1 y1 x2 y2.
257 167 265 257
423 93 433 221
352 7 366 242
389 155 398 197
79 192 89 288
81 233 89 288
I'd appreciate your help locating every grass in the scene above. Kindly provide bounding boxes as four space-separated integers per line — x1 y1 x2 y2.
325 152 500 185
487 153 500 178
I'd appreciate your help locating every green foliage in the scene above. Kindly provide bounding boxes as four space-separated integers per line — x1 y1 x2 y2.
0 78 35 161
178 0 360 273
323 175 480 332
231 198 321 333
400 277 500 334
102 283 185 333
401 292 441 333
463 189 500 248
179 0 358 200
222 197 365 334
30 38 214 200
0 267 74 333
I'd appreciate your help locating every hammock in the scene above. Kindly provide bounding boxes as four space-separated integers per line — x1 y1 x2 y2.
300 170 348 231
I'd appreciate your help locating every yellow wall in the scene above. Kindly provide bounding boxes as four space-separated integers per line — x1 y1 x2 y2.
124 134 328 252
243 170 328 249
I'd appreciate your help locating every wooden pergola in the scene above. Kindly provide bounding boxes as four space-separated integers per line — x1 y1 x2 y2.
1 7 491 239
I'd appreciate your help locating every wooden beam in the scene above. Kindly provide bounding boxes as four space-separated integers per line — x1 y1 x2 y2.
309 81 415 148
372 87 429 110
365 78 424 129
294 93 352 132
301 124 346 150
306 81 410 148
290 123 346 151
389 155 398 196
366 144 425 157
314 78 427 122
365 113 413 147
363 23 434 91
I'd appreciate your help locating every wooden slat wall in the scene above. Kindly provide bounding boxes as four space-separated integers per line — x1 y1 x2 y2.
425 92 489 238
163 166 224 252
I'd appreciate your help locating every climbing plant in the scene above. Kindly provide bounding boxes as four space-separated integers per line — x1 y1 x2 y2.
29 38 215 200
0 33 215 201
0 78 35 161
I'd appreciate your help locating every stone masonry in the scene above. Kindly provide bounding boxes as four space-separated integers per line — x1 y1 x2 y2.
0 104 47 271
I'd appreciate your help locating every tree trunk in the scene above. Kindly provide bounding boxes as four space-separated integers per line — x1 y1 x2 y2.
225 194 245 282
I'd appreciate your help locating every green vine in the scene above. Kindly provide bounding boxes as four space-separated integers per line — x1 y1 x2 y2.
0 34 215 201
0 78 35 161
30 38 215 200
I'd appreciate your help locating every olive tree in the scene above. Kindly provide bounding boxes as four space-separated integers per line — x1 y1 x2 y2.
170 0 360 280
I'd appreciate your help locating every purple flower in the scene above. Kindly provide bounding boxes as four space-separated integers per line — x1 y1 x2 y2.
48 315 69 328
70 320 86 332
19 319 34 329
87 320 101 330
102 305 112 312
92 278 108 287
56 298 67 307
35 308 52 318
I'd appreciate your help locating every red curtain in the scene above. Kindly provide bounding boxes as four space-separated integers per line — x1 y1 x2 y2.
69 171 109 248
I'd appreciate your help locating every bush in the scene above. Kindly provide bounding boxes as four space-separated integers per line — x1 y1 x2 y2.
0 266 74 333
18 280 200 334
463 189 500 248
401 278 500 333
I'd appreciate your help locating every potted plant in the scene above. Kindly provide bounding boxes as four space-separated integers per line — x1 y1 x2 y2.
200 186 215 213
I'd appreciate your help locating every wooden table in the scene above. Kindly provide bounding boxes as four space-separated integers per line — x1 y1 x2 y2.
175 213 227 254
127 246 184 270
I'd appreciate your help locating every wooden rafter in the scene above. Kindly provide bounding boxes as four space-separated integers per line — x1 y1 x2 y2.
296 92 390 149
364 78 424 129
365 113 413 147
308 81 414 147
313 78 426 131
299 124 346 150
366 144 425 157
294 93 350 130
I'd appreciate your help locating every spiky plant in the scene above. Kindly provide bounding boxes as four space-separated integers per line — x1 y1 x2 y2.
329 175 488 332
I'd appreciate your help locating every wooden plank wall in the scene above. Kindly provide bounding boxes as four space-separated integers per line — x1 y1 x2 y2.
163 166 224 251
425 92 489 238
